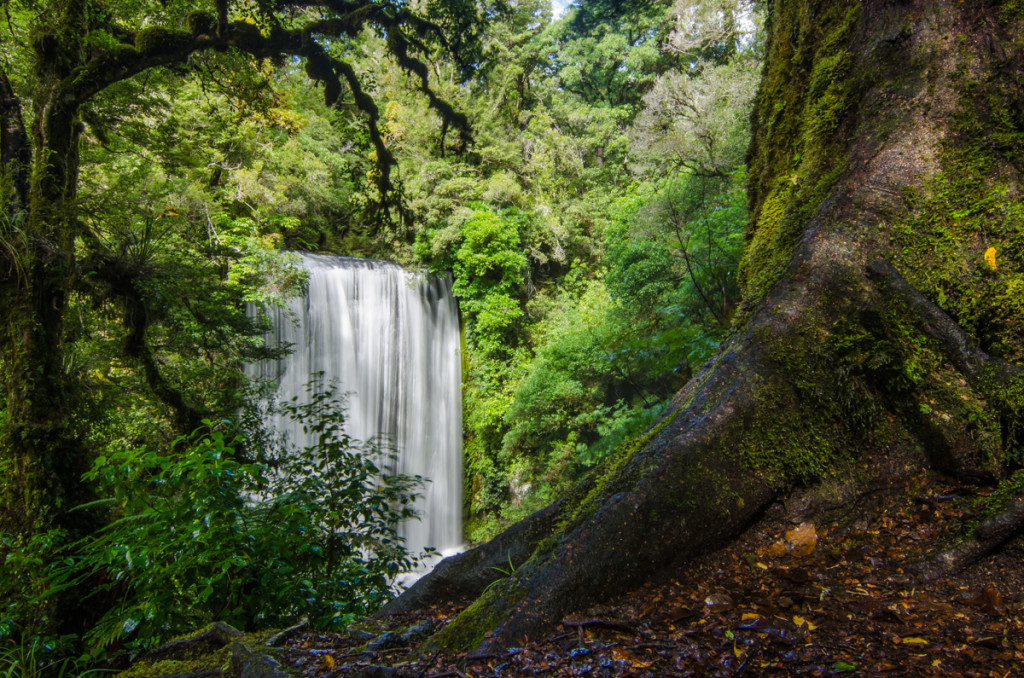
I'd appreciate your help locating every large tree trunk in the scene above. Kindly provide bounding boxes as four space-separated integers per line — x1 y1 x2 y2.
1 68 87 534
386 0 1024 652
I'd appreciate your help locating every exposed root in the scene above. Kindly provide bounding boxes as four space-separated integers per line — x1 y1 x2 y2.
914 497 1024 580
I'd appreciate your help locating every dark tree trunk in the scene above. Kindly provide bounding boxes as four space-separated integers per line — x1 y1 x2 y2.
387 0 1024 651
1 77 87 534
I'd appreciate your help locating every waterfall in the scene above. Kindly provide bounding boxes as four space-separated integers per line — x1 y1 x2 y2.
250 253 463 567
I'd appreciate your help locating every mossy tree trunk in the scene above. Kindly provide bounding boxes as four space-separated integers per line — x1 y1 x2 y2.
387 0 1024 652
1 27 86 533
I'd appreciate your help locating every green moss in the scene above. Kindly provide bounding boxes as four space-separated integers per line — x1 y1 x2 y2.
1000 0 1024 22
134 27 190 53
733 298 969 483
135 27 167 52
118 626 279 677
885 14 1024 470
227 20 266 49
119 656 228 678
742 1 863 301
424 578 525 652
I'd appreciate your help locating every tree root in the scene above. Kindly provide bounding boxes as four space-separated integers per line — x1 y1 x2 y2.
377 500 563 616
912 498 1024 580
866 261 1023 389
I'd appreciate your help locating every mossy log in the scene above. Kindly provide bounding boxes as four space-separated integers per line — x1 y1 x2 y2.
390 0 1024 652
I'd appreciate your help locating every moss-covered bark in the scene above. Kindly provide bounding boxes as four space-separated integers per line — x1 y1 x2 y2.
389 0 1024 651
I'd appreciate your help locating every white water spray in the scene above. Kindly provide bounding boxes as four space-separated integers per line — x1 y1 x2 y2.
250 253 463 567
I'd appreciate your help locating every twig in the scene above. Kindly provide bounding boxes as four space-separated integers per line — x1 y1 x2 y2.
416 650 442 678
631 642 680 650
562 619 637 634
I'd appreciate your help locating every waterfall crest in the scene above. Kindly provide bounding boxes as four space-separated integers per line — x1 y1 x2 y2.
251 253 463 563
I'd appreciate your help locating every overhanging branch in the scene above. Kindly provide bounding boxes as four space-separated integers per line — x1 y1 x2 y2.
68 9 470 203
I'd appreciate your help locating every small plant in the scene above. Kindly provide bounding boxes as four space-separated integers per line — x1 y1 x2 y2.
483 551 517 593
0 637 100 678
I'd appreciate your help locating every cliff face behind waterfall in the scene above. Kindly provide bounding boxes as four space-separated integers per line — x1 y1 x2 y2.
250 254 464 561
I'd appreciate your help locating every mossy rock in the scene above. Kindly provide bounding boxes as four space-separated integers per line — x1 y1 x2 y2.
119 623 287 678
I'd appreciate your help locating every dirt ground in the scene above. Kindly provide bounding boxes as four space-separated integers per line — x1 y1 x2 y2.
280 470 1024 677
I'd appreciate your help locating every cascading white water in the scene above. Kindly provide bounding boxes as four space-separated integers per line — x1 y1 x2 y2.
250 253 463 566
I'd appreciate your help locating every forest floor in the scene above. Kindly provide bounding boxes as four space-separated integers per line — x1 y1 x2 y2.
280 470 1024 677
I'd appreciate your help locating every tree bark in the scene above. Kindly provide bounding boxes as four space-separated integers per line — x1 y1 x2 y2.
391 0 1024 652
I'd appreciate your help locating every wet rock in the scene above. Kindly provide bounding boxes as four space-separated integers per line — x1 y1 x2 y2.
366 631 403 652
400 620 435 644
229 641 290 678
264 619 308 648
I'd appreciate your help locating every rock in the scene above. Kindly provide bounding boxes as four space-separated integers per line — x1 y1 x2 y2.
704 593 734 611
365 631 402 652
145 622 244 662
228 641 290 678
347 628 377 641
785 493 818 524
264 618 309 648
399 620 435 644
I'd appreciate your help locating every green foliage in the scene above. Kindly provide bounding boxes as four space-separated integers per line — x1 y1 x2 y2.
383 0 760 539
3 0 768 655
2 387 421 657
556 0 674 113
0 636 97 678
605 239 675 308
450 206 529 356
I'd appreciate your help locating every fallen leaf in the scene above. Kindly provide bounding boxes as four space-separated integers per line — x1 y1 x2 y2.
705 593 735 611
784 523 818 557
611 647 652 668
902 637 928 645
792 615 818 630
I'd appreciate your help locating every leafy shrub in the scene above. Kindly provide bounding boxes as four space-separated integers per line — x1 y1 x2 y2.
4 386 420 657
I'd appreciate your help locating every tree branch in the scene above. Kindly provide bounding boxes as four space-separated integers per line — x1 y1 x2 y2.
67 10 469 204
80 236 207 433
